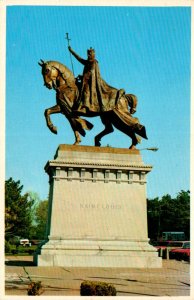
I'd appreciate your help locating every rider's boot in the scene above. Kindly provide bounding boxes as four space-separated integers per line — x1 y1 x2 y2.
129 144 136 150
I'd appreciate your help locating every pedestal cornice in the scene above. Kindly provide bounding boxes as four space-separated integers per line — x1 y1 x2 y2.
45 144 153 174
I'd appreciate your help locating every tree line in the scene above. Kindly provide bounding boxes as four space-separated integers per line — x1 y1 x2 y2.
5 177 48 242
5 177 190 243
147 190 190 241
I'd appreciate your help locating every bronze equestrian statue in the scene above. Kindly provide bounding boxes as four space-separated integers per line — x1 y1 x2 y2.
38 46 148 149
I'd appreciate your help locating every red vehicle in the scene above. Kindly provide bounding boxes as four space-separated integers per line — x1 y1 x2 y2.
169 241 190 261
152 241 189 259
182 249 190 262
153 241 171 250
151 241 172 258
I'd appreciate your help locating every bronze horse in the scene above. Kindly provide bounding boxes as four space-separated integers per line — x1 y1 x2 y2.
38 60 148 148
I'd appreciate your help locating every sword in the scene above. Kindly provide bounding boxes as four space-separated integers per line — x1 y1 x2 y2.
65 32 75 76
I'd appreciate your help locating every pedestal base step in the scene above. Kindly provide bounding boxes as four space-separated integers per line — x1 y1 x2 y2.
34 239 162 268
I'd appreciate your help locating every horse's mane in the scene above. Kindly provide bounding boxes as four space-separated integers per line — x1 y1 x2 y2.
47 61 75 83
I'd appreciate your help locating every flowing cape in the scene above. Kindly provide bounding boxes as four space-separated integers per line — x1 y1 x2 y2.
74 59 125 114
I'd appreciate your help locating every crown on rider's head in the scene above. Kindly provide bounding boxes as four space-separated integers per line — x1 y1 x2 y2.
87 47 95 55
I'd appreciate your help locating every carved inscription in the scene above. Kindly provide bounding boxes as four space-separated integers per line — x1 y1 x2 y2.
80 203 122 209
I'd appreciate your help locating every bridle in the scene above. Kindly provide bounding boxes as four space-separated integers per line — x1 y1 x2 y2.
43 64 59 90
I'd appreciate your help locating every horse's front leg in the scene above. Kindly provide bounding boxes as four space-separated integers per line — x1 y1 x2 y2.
44 105 61 134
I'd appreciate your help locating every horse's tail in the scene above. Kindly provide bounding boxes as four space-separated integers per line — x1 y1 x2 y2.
125 94 138 113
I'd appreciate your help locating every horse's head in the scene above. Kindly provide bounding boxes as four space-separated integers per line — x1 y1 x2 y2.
38 60 59 90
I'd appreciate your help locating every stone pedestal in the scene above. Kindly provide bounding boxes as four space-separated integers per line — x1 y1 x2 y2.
34 145 162 268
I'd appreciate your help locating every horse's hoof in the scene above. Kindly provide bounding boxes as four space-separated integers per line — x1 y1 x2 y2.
129 145 136 150
73 141 81 145
50 125 57 134
95 138 101 147
95 143 101 147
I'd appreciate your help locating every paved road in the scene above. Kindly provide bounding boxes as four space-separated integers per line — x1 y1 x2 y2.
4 256 190 296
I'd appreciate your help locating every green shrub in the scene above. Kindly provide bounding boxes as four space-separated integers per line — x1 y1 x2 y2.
9 236 20 247
11 249 18 255
80 280 117 296
17 246 27 254
27 281 43 296
5 240 11 253
8 245 37 256
28 249 34 255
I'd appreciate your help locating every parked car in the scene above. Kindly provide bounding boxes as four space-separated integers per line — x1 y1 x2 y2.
182 249 190 262
152 241 171 250
151 241 189 259
169 241 190 261
20 239 31 247
30 240 42 245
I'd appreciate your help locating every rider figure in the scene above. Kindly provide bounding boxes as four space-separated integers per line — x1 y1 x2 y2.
68 46 125 114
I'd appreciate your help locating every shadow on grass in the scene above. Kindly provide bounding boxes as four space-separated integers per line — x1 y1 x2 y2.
5 260 35 266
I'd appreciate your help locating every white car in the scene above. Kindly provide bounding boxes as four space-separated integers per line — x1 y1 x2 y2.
20 239 31 247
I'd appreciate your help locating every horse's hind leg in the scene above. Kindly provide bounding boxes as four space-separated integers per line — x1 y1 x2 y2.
68 117 82 145
129 135 138 149
95 114 114 146
73 130 82 145
111 113 138 149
